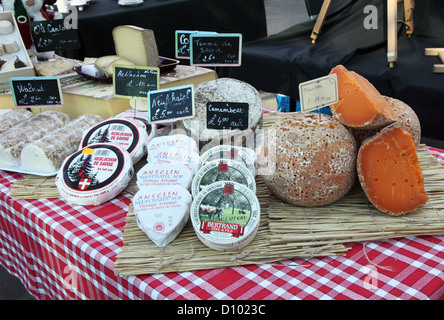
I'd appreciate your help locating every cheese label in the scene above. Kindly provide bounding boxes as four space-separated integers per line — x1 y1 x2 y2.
136 162 194 190
298 74 339 112
191 181 260 251
62 144 127 191
199 145 256 176
147 134 198 157
191 159 256 197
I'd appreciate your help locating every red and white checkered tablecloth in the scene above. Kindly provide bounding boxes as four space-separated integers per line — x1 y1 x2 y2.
0 146 443 301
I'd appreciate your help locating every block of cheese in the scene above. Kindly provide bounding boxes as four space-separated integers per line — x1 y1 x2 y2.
3 38 19 53
80 117 149 164
0 20 14 35
112 25 160 67
55 143 134 206
357 123 428 216
0 111 69 167
133 185 192 247
329 65 398 129
0 109 33 134
94 55 135 77
137 162 194 190
21 114 103 173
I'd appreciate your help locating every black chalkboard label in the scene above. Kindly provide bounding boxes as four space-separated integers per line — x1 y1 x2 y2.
190 33 242 66
30 19 81 52
10 77 63 107
113 65 160 99
206 102 249 130
148 84 194 123
175 30 217 59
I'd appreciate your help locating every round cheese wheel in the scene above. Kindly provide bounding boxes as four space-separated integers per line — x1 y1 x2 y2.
55 143 134 206
182 78 263 150
80 117 149 164
198 145 256 177
0 21 14 35
262 113 357 206
147 134 198 162
192 159 256 197
3 38 19 53
190 181 260 251
136 162 194 190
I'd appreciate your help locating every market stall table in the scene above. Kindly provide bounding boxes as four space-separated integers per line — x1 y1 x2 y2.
61 0 268 61
0 143 443 300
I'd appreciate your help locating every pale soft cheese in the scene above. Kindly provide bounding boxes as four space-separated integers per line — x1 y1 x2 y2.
133 185 192 247
137 162 194 190
112 25 160 67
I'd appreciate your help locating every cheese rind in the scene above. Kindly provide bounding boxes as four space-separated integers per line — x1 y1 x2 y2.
112 25 160 67
94 55 135 77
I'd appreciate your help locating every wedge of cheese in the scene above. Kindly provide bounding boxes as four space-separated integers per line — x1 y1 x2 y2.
94 55 135 77
329 65 398 129
112 25 160 67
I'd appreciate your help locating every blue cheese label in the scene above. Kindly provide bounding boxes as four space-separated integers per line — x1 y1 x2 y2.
191 159 256 197
190 181 260 251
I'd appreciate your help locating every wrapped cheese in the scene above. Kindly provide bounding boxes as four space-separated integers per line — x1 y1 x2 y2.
0 111 69 167
133 185 192 247
147 134 198 162
136 162 194 190
21 114 103 173
0 109 33 134
55 143 134 206
80 117 149 164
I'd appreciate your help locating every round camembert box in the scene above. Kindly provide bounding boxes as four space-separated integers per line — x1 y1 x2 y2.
80 117 149 164
55 143 133 206
191 181 260 251
191 158 256 197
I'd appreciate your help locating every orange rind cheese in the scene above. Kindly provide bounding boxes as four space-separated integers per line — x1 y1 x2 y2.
329 65 398 129
357 123 428 216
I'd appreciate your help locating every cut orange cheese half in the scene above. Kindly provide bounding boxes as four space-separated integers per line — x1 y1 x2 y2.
357 123 428 216
329 65 398 129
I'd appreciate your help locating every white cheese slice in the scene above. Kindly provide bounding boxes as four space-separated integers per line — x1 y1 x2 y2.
190 181 261 251
133 185 192 247
80 117 149 164
55 143 134 206
191 159 256 197
112 25 160 67
136 162 194 190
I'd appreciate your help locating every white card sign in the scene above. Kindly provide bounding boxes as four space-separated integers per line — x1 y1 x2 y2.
298 74 338 112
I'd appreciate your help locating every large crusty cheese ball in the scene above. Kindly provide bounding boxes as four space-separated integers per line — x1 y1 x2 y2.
262 113 357 206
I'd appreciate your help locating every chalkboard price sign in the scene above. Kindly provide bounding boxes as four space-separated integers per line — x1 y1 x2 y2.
175 30 217 59
10 77 63 108
190 33 242 66
206 102 249 130
30 19 81 52
113 65 160 99
148 84 194 123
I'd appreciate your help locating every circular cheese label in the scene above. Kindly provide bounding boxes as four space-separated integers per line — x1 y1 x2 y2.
191 159 256 197
55 143 133 206
80 118 148 163
199 145 256 176
190 181 260 251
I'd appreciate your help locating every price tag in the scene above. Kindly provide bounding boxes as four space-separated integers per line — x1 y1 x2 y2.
190 33 242 66
10 77 63 107
113 65 159 100
298 74 338 112
175 30 218 59
147 84 194 123
206 102 249 130
30 19 81 52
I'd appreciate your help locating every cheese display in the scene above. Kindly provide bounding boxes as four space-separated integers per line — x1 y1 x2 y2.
198 145 257 177
0 20 13 35
133 185 192 247
137 162 194 190
112 25 160 67
357 123 428 216
55 143 134 206
190 181 260 251
34 58 79 77
80 117 150 164
262 113 357 207
182 78 263 150
21 114 103 173
192 159 256 197
0 109 33 134
0 111 69 167
94 55 135 77
329 65 398 129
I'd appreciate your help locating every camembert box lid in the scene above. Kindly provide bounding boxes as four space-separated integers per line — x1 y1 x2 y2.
190 181 260 251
